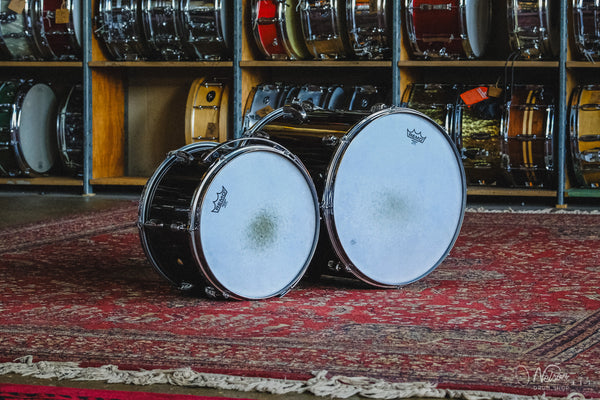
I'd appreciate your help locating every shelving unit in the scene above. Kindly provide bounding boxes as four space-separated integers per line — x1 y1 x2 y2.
1 0 598 206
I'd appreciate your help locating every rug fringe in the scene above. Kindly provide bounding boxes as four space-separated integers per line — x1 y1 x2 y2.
466 207 600 215
0 356 591 400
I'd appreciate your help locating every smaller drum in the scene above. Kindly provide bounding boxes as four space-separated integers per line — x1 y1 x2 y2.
0 80 57 177
30 0 82 60
347 85 385 110
502 85 554 188
140 0 187 60
346 0 391 59
247 104 466 288
252 0 288 59
178 0 231 60
185 77 229 144
507 0 560 60
455 85 507 185
299 0 352 59
138 139 320 300
572 0 600 61
95 0 148 60
404 0 491 59
401 83 458 138
324 84 353 110
569 84 600 188
57 84 83 175
0 0 41 60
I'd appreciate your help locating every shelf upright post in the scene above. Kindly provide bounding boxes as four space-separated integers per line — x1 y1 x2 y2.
82 0 93 195
232 0 243 138
556 0 567 206
392 0 401 106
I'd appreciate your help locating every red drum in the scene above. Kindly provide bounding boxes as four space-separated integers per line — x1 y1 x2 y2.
404 0 491 59
251 0 288 59
31 0 82 60
572 0 600 61
507 0 560 59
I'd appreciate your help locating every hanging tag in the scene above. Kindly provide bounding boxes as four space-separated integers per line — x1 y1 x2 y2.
55 8 70 23
8 0 25 13
255 105 274 118
460 86 489 106
488 86 503 98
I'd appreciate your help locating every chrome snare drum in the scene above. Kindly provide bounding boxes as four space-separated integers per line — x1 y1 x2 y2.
247 104 466 288
140 0 186 60
95 0 148 60
0 80 57 177
57 84 83 175
346 0 391 59
138 139 320 300
507 0 560 59
404 0 491 59
299 0 352 59
0 0 41 59
30 0 82 60
178 0 230 60
572 0 600 61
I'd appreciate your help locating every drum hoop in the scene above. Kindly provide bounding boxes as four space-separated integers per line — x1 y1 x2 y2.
322 106 467 287
188 138 320 300
10 81 37 175
251 0 272 58
137 141 218 288
569 85 595 185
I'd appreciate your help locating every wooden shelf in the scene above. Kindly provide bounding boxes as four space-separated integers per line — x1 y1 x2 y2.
398 60 560 68
90 176 148 186
566 188 600 198
467 187 557 197
240 60 392 68
0 61 82 68
566 61 600 68
88 61 234 68
0 176 83 186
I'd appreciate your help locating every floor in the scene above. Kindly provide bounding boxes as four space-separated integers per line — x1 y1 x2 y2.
0 188 598 399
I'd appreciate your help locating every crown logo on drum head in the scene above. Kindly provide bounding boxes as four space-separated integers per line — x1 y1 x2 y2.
407 129 426 145
211 186 228 213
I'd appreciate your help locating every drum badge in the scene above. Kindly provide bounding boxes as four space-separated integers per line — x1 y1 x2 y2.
211 186 228 213
407 129 426 145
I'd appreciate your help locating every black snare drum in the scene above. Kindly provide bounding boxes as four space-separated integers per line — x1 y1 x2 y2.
138 139 320 300
178 0 231 60
95 0 148 60
140 0 187 60
57 85 83 175
246 104 466 288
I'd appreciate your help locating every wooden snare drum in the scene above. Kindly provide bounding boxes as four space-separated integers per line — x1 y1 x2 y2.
404 0 491 59
502 85 555 188
507 0 560 59
185 77 229 144
569 85 600 187
299 0 352 59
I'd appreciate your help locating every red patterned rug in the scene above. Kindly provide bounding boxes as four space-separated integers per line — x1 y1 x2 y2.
0 201 599 399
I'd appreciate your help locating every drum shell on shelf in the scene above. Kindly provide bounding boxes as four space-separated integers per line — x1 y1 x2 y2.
57 84 84 175
346 0 391 59
140 0 188 60
0 0 42 60
507 0 560 60
569 84 600 188
94 0 149 60
251 0 288 59
185 77 229 144
401 83 458 140
299 0 353 59
572 0 600 61
30 0 82 60
177 0 231 60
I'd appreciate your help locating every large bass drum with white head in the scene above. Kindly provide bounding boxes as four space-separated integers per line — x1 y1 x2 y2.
246 104 466 288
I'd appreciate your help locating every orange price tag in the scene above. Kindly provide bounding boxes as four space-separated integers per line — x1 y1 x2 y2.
55 8 70 24
8 0 25 13
460 86 489 106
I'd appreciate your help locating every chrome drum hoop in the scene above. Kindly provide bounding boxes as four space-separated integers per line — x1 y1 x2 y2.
95 0 148 60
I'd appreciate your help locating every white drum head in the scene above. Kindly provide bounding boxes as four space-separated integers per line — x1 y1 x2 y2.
195 146 319 299
73 0 83 47
19 84 57 174
465 0 490 57
328 110 465 287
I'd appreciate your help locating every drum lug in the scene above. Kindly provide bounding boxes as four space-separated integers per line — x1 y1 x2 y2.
168 149 196 165
321 134 338 147
282 102 309 122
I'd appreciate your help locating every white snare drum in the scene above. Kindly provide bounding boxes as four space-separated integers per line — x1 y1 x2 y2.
185 77 229 144
404 0 491 59
0 0 41 59
507 0 560 59
248 104 466 288
138 139 320 300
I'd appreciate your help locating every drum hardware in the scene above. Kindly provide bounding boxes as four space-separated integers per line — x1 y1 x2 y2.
507 0 559 59
419 3 453 10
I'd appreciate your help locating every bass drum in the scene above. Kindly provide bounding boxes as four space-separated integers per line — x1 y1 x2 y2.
401 83 458 139
140 0 187 60
57 84 83 175
404 0 491 59
0 0 41 60
178 0 231 60
138 139 320 300
185 77 229 144
507 0 560 59
502 84 554 188
572 0 600 61
346 0 391 59
0 80 57 177
299 0 352 59
455 85 508 185
569 85 600 188
30 0 82 60
95 0 148 60
247 104 466 288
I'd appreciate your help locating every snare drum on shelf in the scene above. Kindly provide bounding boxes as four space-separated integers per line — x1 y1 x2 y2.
178 0 231 60
30 0 82 60
95 0 148 60
243 83 288 129
140 0 187 60
299 0 352 59
0 80 58 177
347 85 385 110
138 139 320 300
57 85 83 175
0 0 42 60
572 0 600 61
252 0 287 59
401 83 458 137
246 104 466 288
346 0 391 59
185 77 229 144
502 85 554 188
404 0 491 59
569 85 600 188
507 0 560 59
